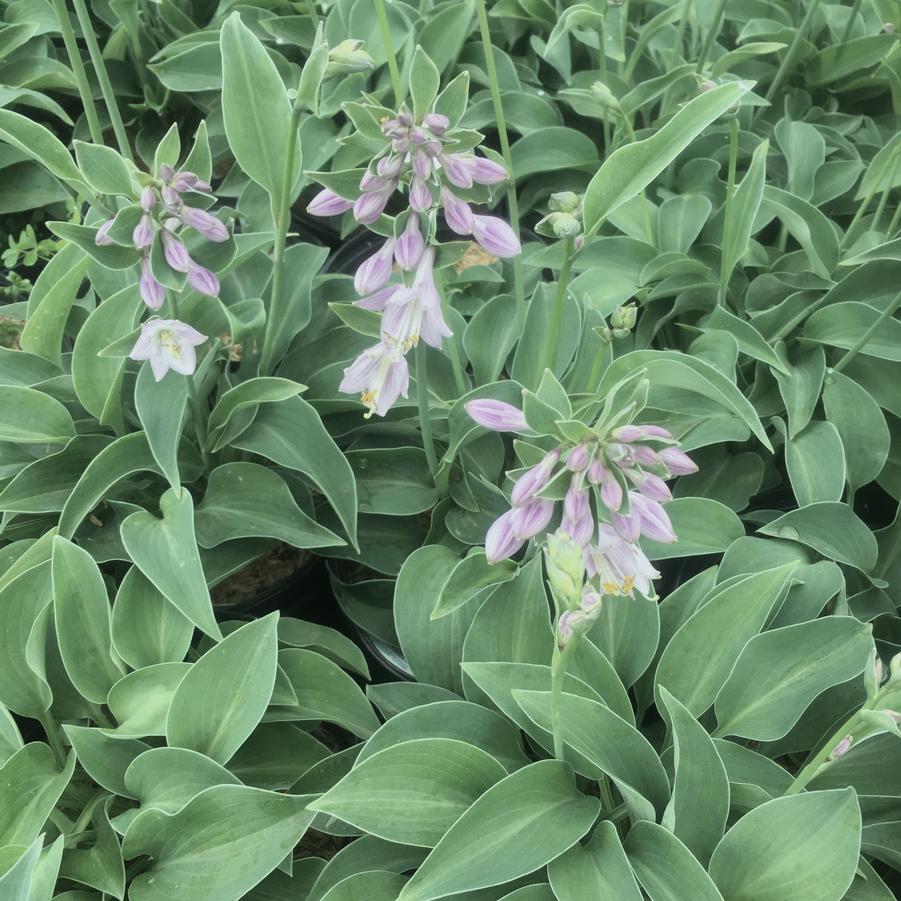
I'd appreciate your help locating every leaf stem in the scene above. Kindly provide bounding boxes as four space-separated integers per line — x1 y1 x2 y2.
51 0 104 146
71 0 133 161
415 340 440 483
38 710 67 768
695 0 728 74
833 290 901 373
550 635 578 760
374 0 404 107
474 0 525 312
260 102 302 376
718 116 739 307
784 715 858 795
542 237 576 374
763 0 822 105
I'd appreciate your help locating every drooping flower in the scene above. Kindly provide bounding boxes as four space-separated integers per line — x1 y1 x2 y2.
139 256 166 311
472 215 521 258
95 218 115 246
339 341 410 418
129 318 207 381
485 509 526 564
180 205 229 243
307 188 354 216
465 399 528 432
355 239 395 295
187 261 220 297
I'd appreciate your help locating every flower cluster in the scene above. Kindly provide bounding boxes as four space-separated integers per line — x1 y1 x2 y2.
465 398 698 619
307 103 520 417
96 163 228 310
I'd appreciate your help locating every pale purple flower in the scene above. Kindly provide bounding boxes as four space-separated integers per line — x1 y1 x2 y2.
511 449 561 506
172 171 211 192
162 185 181 210
162 231 190 273
659 446 698 476
485 509 526 564
381 286 422 350
566 443 591 472
340 342 409 417
360 171 388 192
413 151 433 180
632 445 660 467
423 113 449 134
413 248 452 348
139 257 166 310
562 484 593 546
472 156 509 185
612 426 645 442
441 153 474 189
557 610 587 644
630 492 677 543
472 215 521 258
600 477 623 513
829 735 853 760
409 177 432 212
589 524 660 598
640 424 674 440
377 155 403 178
628 470 672 503
95 218 115 246
133 214 153 249
466 399 528 432
510 498 555 540
611 504 642 542
580 585 602 613
354 188 392 224
308 188 354 216
355 239 395 295
140 186 157 211
356 284 398 312
395 214 424 270
187 261 219 297
180 206 228 242
442 188 474 235
129 318 207 382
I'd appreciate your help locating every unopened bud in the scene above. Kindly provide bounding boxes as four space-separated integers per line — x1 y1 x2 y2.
611 303 637 331
885 22 895 33
545 529 586 610
591 81 620 111
699 78 717 93
548 192 581 214
326 39 374 76
828 735 853 760
596 325 614 343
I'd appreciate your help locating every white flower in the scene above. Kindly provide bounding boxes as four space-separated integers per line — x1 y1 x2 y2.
339 341 409 417
129 318 207 382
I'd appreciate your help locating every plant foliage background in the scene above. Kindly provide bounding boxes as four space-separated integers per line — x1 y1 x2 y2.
0 0 900 898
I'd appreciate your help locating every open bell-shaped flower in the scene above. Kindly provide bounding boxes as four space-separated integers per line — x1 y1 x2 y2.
339 341 410 418
129 318 207 382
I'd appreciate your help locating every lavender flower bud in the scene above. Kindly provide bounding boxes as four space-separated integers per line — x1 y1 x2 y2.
632 444 661 467
425 140 442 157
360 170 388 192
140 186 157 212
485 509 526 564
588 460 610 485
471 156 509 185
641 424 674 440
187 261 220 297
180 206 229 242
612 426 645 442
162 231 190 273
566 443 591 472
159 163 175 183
397 109 413 127
441 153 474 189
611 505 642 542
557 610 587 645
409 177 432 212
659 446 698 476
307 188 354 216
413 150 433 180
355 239 395 296
377 155 404 178
424 113 449 134
395 215 424 270
465 399 528 432
133 214 153 249
580 585 602 614
162 184 181 210
600 477 623 513
631 492 677 543
95 218 115 246
628 470 672 503
472 215 521 258
354 189 391 224
441 188 474 235
828 735 853 760
510 498 555 541
511 449 561 506
139 256 166 310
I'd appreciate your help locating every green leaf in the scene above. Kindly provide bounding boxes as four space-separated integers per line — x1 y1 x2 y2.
713 617 873 741
0 835 42 900
654 564 796 716
0 386 74 444
134 366 188 491
783 420 846 506
120 488 221 640
221 12 298 203
278 648 380 738
514 690 669 822
583 82 750 232
774 346 826 440
640 497 744 561
658 687 729 866
73 141 135 195
708 789 861 900
347 447 439 516
625 821 724 901
396 761 599 901
762 186 839 279
104 663 191 738
0 743 75 846
409 45 440 119
394 545 472 693
320 872 408 901
548 820 642 901
702 304 786 374
111 566 193 668
63 724 149 797
310 737 507 846
123 785 316 901
823 371 890 491
51 537 124 704
194 462 342 549
806 302 901 361
759 502 878 571
207 377 306 452
432 552 517 620
19 243 90 369
0 108 86 190
231 396 358 548
167 614 278 763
